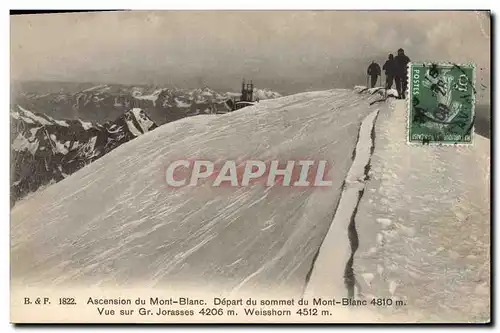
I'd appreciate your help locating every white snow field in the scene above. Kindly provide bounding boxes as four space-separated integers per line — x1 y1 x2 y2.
10 86 489 323
11 89 385 298
351 99 490 323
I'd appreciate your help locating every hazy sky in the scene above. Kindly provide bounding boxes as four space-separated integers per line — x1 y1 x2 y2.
11 11 490 100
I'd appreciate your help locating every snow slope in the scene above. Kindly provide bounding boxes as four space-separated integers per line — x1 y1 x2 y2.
304 108 380 300
351 99 490 322
11 85 488 323
11 89 383 297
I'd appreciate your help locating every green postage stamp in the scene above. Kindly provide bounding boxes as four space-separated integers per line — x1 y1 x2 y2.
408 62 476 145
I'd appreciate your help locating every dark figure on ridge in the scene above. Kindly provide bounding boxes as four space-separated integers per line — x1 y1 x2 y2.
367 61 381 88
383 54 396 90
394 48 411 99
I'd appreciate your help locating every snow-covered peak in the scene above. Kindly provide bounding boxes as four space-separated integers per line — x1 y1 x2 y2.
10 105 157 206
253 88 282 100
81 84 112 93
12 105 70 127
224 88 282 101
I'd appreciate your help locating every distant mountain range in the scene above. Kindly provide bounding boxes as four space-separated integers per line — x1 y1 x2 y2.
10 83 282 205
11 83 282 125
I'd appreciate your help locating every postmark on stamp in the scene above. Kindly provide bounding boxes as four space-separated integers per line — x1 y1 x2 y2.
408 62 476 145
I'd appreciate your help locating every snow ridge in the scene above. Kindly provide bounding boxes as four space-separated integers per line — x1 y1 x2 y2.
304 108 380 299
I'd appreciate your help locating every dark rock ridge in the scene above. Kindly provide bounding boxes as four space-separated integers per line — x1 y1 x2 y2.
10 105 157 206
